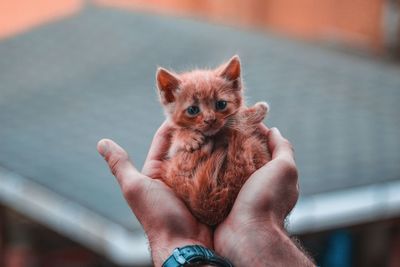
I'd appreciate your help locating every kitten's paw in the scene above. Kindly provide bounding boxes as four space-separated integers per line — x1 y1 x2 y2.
254 101 269 117
183 132 205 152
200 140 213 154
244 102 269 124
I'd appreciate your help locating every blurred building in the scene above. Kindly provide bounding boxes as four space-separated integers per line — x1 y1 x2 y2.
0 1 400 266
96 0 400 55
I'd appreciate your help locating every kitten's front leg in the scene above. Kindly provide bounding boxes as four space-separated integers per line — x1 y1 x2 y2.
245 102 269 124
168 129 205 157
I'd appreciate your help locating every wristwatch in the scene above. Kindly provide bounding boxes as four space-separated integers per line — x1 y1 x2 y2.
162 245 233 267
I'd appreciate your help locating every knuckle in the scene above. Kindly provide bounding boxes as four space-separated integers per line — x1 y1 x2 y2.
287 160 298 175
276 158 298 179
285 163 298 180
109 151 129 176
110 158 122 177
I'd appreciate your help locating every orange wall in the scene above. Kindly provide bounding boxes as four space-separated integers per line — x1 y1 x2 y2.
0 0 387 51
263 0 384 50
0 0 82 40
96 0 385 51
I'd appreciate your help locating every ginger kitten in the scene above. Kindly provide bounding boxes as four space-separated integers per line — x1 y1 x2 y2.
156 55 271 225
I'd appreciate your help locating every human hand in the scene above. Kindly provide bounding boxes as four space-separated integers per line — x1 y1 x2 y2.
214 127 315 267
97 122 212 267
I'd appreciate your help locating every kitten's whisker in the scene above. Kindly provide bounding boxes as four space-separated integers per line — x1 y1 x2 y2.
222 110 239 120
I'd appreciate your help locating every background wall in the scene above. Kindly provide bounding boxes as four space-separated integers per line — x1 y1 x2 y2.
95 0 400 53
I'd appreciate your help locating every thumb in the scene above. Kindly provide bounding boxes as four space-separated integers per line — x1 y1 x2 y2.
97 139 142 190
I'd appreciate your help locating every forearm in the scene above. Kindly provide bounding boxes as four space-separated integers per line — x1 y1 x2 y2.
216 223 315 267
258 225 315 267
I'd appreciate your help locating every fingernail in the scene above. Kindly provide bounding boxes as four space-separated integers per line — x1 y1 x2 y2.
97 139 109 157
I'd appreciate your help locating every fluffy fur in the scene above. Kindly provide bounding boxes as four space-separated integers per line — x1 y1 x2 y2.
156 56 271 225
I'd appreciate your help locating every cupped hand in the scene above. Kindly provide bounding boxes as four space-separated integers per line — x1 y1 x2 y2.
225 126 299 226
97 122 212 266
214 126 314 267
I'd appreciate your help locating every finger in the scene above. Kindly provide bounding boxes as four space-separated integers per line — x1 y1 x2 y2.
257 123 270 137
97 139 175 228
267 128 295 163
144 121 173 164
238 128 298 218
97 138 141 189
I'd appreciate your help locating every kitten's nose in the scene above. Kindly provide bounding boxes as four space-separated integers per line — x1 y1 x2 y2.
204 118 216 125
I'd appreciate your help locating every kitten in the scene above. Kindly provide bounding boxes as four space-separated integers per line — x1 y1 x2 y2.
156 55 271 225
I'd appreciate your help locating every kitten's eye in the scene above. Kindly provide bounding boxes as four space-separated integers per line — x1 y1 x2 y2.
215 100 227 111
187 105 200 116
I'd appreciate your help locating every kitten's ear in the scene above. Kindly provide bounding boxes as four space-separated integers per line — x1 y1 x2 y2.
156 67 180 104
219 55 241 81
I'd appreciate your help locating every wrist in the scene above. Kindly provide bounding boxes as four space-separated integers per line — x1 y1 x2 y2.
215 218 314 267
214 220 275 266
146 218 213 266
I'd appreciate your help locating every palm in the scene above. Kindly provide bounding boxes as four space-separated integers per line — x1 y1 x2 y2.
140 122 212 238
214 126 299 253
98 122 212 265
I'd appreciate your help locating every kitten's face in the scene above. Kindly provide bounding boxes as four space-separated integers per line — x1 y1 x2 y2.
156 56 243 136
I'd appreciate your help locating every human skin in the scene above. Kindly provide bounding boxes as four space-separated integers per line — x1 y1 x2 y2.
214 127 314 266
97 123 315 267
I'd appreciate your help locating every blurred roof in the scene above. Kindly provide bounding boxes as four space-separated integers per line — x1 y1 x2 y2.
0 4 400 265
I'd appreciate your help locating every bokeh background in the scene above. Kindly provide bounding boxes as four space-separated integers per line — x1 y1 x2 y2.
1 1 400 266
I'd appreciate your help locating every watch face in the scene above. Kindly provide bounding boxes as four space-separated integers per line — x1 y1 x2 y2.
162 245 232 267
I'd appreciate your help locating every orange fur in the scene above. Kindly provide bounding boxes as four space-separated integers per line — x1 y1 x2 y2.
157 56 271 225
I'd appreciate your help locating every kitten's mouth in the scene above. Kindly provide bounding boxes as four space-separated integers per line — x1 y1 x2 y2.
203 128 221 136
201 123 224 136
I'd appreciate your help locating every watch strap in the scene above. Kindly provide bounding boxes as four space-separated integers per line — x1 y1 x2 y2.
162 245 233 267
